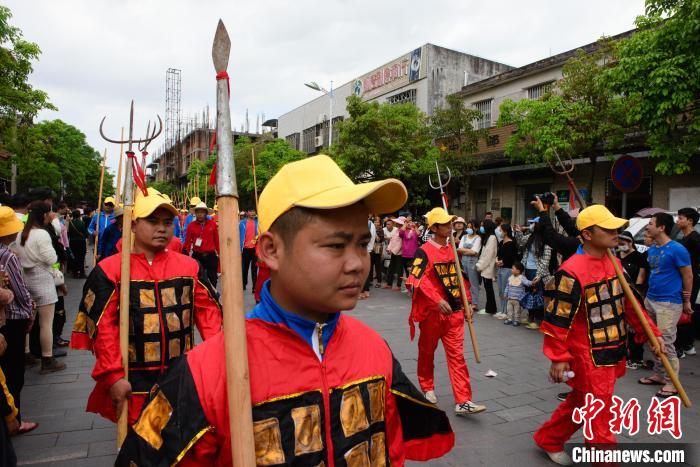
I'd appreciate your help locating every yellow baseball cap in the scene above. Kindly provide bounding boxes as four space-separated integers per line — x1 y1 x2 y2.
189 196 202 207
259 154 407 232
194 202 208 211
133 188 179 219
576 204 628 231
425 207 456 228
104 196 115 205
0 206 24 237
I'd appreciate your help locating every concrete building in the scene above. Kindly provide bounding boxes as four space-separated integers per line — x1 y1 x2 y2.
451 31 700 224
277 44 513 154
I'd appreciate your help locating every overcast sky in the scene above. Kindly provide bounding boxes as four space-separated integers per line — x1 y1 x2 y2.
5 0 645 176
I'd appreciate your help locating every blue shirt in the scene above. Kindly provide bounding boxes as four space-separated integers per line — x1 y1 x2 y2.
647 240 690 304
88 212 114 237
98 222 122 259
247 281 340 360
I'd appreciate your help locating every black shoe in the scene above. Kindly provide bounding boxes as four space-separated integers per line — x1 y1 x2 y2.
52 347 67 358
556 391 571 402
24 353 39 367
40 357 66 374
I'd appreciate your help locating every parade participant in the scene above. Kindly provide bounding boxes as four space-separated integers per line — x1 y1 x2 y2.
239 209 258 290
70 188 222 425
96 207 123 261
118 155 454 466
406 207 486 415
184 202 220 287
533 205 664 466
181 197 201 241
87 196 115 242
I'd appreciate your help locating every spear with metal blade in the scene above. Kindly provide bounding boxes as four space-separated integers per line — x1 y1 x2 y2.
212 19 256 465
429 161 481 363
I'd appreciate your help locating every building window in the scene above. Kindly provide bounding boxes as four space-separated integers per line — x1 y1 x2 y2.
474 99 493 129
527 81 554 100
302 127 315 154
285 132 300 150
387 89 417 106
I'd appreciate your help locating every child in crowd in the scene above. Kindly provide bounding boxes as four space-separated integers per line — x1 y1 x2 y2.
503 261 532 326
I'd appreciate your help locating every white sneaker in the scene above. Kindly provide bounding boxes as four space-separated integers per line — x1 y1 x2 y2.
455 401 486 415
477 309 487 315
686 346 696 356
494 312 507 320
545 450 573 466
424 390 437 404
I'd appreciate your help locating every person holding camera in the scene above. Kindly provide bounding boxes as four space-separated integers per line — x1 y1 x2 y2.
531 194 581 262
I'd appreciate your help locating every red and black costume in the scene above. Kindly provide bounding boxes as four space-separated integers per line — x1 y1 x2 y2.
117 283 454 466
534 250 661 451
184 218 220 287
70 249 222 424
406 239 474 404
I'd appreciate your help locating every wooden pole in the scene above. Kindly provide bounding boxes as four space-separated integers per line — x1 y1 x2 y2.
93 149 107 266
251 146 259 212
115 128 124 204
213 20 255 466
566 176 691 408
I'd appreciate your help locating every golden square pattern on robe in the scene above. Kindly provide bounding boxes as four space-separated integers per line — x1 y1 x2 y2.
611 278 622 296
554 300 573 318
253 417 285 466
585 287 598 305
593 328 606 344
367 380 385 424
181 285 191 305
132 390 172 450
557 275 575 294
606 324 619 342
291 405 323 456
83 289 96 313
166 312 181 332
340 385 370 438
160 287 176 308
601 304 614 321
344 441 370 467
370 432 387 467
143 313 160 334
182 309 191 328
86 316 97 338
73 311 86 333
128 343 137 363
169 338 181 358
144 342 160 363
590 307 603 324
139 289 156 308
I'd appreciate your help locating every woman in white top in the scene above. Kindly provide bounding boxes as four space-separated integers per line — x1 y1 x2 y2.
457 220 482 311
475 220 499 315
13 201 65 373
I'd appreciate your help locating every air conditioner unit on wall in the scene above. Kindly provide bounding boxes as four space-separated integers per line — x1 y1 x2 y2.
314 136 324 147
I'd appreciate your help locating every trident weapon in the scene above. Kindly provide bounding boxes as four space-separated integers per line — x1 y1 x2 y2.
137 119 163 181
213 20 256 465
430 161 481 363
99 101 163 445
549 150 691 408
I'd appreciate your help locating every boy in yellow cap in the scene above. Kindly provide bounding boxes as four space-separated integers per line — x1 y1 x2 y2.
118 155 454 466
533 204 664 466
406 207 486 416
70 188 222 426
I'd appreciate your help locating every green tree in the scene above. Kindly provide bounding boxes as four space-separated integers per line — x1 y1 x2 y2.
7 119 112 204
429 94 485 209
606 0 700 174
0 6 55 154
498 40 628 201
332 95 439 212
149 180 176 197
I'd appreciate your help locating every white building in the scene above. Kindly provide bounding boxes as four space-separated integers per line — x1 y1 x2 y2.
277 44 513 154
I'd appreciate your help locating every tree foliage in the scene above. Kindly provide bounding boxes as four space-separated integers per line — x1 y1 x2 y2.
605 0 700 174
498 40 628 201
0 6 55 151
332 95 439 211
3 119 113 203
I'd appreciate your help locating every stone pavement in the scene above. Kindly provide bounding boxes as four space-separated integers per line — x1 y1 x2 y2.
14 276 700 466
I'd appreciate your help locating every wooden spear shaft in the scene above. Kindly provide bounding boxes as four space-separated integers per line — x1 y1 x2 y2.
212 20 255 466
252 146 259 212
566 177 691 408
93 149 107 266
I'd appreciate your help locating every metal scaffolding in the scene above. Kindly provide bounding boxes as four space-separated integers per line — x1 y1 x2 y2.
165 68 182 151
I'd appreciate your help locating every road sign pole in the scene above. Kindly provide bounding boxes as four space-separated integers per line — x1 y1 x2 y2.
621 191 627 218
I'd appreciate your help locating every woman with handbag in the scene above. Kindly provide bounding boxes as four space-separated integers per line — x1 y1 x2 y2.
516 218 553 329
11 201 65 374
475 220 498 315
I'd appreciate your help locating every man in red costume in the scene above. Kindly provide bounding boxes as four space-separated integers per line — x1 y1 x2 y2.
117 155 454 466
71 188 222 425
407 207 486 416
533 205 664 466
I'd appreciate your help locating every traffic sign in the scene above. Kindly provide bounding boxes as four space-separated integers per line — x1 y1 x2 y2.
611 155 643 193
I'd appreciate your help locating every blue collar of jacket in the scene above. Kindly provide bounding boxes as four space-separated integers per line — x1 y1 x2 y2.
247 281 340 357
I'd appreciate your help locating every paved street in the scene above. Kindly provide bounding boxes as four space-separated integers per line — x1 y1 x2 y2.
14 274 700 466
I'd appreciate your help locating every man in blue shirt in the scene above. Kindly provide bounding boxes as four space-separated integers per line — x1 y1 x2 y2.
639 212 693 398
97 207 123 261
88 196 115 244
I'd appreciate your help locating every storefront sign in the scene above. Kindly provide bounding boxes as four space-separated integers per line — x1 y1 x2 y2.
353 47 423 100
